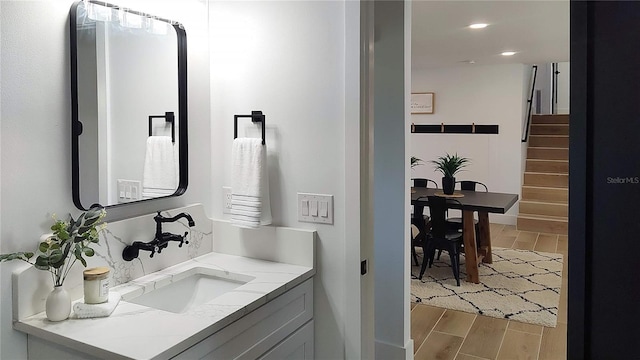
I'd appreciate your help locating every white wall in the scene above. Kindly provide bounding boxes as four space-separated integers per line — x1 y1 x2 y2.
0 1 210 358
411 64 527 224
557 61 570 114
530 62 570 115
533 63 552 115
208 1 356 358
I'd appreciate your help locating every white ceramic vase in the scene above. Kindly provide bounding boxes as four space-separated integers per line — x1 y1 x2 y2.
45 285 71 322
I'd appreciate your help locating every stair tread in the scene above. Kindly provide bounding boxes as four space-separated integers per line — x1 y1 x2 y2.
527 159 568 162
531 121 570 125
523 185 568 190
522 185 568 190
517 214 568 221
529 135 569 137
522 184 569 190
528 157 568 161
523 115 570 233
531 123 569 126
520 200 568 205
524 172 568 176
525 168 568 172
517 216 568 234
526 172 569 176
525 164 569 168
528 147 569 150
532 114 569 118
526 173 569 176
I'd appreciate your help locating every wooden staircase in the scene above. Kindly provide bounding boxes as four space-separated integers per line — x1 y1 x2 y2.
517 114 569 235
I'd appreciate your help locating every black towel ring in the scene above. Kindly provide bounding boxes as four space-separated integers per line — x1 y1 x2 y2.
148 111 175 143
234 111 265 145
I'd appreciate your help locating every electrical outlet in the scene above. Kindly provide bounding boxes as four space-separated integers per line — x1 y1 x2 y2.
223 187 232 214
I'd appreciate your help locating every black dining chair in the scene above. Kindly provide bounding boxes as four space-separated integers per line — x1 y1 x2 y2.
434 181 487 261
411 202 429 266
410 221 428 269
446 180 487 231
460 180 488 192
411 178 437 266
412 178 438 189
419 196 464 286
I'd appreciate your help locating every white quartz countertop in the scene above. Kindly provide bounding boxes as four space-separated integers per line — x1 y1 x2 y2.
14 252 315 360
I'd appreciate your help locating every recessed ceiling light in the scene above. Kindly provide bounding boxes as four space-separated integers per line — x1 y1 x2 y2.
469 23 488 29
501 51 517 56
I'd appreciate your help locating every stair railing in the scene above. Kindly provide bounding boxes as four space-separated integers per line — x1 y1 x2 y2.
551 62 559 114
521 65 538 142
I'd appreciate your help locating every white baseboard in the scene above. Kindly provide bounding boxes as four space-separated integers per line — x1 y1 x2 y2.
375 339 413 360
488 213 517 225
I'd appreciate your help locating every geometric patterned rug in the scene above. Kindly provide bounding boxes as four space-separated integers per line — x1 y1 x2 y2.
411 247 563 327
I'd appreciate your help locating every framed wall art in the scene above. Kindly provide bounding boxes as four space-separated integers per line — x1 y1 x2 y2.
411 92 435 114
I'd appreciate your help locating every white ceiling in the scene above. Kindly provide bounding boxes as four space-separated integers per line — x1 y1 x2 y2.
412 0 570 70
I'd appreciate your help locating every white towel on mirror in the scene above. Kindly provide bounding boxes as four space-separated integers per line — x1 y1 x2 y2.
73 292 121 319
142 136 178 198
231 138 272 228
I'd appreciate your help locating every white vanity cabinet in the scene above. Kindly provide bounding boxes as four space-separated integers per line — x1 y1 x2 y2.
258 320 314 359
15 211 317 360
173 278 313 360
25 278 313 360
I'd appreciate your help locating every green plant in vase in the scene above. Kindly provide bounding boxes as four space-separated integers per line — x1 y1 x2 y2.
0 205 107 321
431 153 470 194
411 156 423 169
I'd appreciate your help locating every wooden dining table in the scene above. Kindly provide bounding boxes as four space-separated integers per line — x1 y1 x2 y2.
411 187 519 283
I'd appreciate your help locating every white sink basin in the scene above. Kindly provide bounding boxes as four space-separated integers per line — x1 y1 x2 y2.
125 267 254 313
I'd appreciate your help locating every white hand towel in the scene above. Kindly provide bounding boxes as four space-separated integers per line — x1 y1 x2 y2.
73 292 121 319
231 138 272 228
142 136 178 199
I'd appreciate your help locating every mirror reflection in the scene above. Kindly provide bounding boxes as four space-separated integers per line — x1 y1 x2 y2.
71 0 187 210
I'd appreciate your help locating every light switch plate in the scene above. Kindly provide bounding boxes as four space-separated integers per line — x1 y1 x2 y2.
297 193 333 224
117 179 142 203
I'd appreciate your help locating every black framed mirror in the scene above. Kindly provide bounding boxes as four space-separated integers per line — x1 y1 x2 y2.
70 0 188 210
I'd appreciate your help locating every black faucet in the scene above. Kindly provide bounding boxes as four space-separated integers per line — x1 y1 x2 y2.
122 212 196 261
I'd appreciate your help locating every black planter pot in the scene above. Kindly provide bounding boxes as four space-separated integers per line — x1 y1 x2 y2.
442 176 455 195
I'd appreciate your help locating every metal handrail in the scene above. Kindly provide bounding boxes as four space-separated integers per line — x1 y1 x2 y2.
552 62 559 114
521 65 538 142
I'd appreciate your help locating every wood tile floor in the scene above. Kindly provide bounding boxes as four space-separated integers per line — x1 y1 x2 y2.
411 224 568 360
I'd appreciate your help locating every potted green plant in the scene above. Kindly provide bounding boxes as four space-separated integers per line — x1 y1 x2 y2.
431 153 470 194
411 156 423 169
0 205 107 321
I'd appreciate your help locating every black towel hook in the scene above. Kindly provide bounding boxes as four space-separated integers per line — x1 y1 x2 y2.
234 111 265 145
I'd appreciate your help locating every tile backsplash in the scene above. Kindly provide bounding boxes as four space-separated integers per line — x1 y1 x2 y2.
95 204 212 286
13 204 213 320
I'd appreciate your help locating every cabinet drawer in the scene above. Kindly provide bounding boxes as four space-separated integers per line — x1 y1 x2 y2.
259 320 314 360
173 278 313 360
